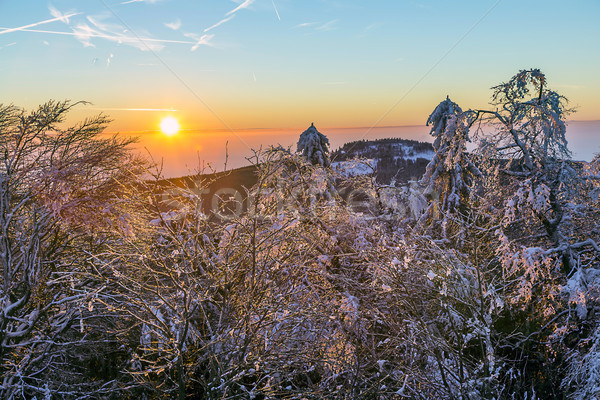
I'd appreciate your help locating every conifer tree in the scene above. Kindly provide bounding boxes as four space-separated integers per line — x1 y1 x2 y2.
297 123 331 167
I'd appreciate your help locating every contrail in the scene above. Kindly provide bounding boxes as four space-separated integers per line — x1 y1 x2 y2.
204 15 234 33
226 0 254 16
0 12 81 35
0 27 197 45
272 0 281 21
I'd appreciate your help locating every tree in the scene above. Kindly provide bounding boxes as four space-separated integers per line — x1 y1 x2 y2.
297 123 331 167
421 96 481 217
416 69 600 398
0 100 145 398
480 68 571 170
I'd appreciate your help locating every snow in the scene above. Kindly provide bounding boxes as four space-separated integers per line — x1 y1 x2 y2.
297 123 331 167
331 159 376 177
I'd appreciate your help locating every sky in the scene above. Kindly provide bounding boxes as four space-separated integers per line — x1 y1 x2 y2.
1 0 599 176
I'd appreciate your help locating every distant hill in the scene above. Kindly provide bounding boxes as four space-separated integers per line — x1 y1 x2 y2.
149 165 259 216
150 137 435 215
330 137 434 184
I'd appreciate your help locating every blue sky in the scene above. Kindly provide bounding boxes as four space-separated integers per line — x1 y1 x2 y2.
1 0 599 174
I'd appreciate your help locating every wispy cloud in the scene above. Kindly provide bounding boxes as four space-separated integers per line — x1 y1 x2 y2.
411 1 432 10
2 4 214 53
164 19 181 30
204 15 235 33
53 9 204 52
0 42 16 50
4 27 199 48
357 22 382 37
294 20 338 32
0 11 81 35
316 19 338 31
184 32 215 51
271 0 281 21
49 6 77 23
226 0 255 16
121 0 161 5
364 22 382 32
71 18 162 51
293 22 316 29
203 0 256 33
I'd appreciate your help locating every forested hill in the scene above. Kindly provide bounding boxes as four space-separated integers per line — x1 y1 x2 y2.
330 137 434 184
157 137 434 196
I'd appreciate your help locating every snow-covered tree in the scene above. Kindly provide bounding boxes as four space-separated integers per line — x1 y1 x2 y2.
2 70 597 399
421 96 481 216
0 101 145 398
477 68 572 171
403 69 600 398
297 123 331 167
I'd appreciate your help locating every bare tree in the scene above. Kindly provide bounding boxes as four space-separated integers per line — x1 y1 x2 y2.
0 101 145 399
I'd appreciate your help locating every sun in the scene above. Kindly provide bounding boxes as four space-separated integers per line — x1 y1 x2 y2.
160 116 180 136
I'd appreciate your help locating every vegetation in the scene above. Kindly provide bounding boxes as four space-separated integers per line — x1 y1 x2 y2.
1 69 599 399
331 138 433 185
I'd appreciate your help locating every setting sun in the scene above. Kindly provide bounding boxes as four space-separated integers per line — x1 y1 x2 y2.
160 116 180 136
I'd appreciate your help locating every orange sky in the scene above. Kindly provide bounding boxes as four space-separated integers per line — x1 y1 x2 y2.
2 1 599 176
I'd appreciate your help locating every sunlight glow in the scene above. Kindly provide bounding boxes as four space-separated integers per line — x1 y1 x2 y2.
160 116 180 136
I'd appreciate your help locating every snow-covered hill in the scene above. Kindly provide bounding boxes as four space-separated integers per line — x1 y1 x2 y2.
330 138 434 184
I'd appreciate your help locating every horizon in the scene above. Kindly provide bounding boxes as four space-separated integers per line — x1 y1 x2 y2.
114 120 600 178
2 1 599 176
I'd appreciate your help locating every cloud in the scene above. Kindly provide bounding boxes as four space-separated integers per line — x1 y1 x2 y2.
294 20 338 32
293 22 316 28
73 21 164 51
184 32 215 51
49 5 77 24
357 22 382 38
411 2 432 10
272 0 281 21
74 16 169 51
364 22 382 32
1 4 211 53
0 42 17 50
316 19 338 31
66 13 187 51
164 19 182 30
204 15 235 33
0 10 81 35
121 0 162 4
226 0 255 16
82 12 211 52
5 26 206 51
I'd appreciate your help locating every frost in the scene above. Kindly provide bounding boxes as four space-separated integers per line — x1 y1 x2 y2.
562 267 588 319
332 159 375 177
297 123 331 167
